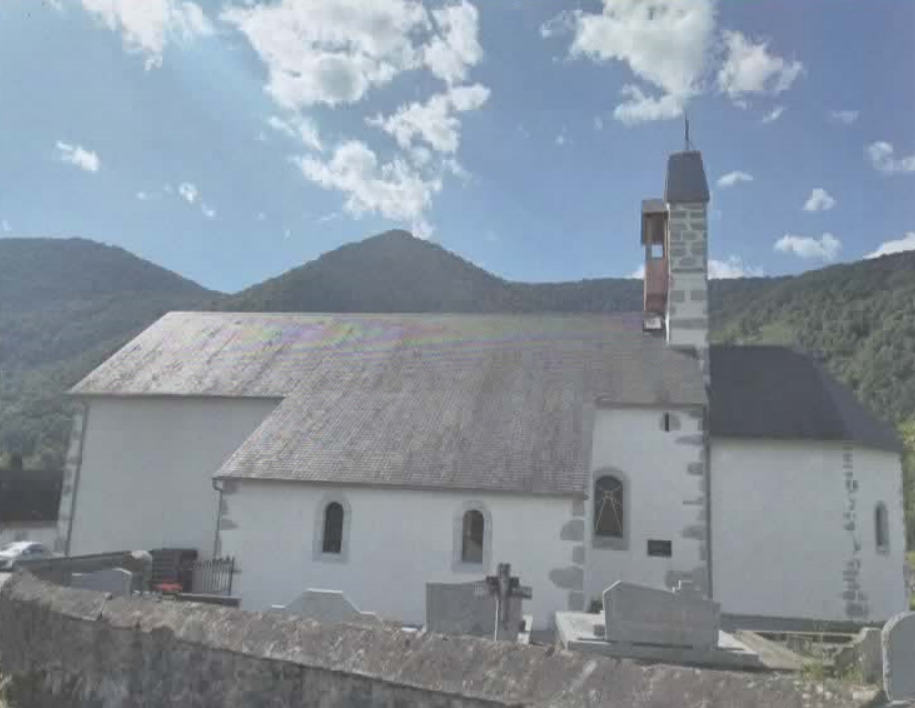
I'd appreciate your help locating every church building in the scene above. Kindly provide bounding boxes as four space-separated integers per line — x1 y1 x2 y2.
55 146 907 630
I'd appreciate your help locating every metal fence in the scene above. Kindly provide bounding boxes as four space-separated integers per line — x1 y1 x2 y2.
178 556 235 597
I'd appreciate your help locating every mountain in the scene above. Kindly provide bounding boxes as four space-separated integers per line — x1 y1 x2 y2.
711 250 915 423
221 229 644 314
0 238 218 466
1 232 913 470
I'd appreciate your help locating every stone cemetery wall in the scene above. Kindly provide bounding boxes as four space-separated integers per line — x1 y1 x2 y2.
0 571 882 708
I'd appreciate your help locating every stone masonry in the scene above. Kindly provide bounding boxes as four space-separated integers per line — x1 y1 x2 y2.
0 572 884 708
666 202 709 384
53 403 89 554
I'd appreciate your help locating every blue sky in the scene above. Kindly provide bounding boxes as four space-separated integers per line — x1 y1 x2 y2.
1 0 913 293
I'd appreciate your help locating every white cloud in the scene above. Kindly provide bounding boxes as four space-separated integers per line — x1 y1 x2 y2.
256 212 267 221
775 233 841 261
803 188 836 212
631 256 762 279
136 191 151 200
178 182 198 203
201 204 216 219
222 0 433 109
594 116 604 131
423 0 483 84
296 140 441 238
555 128 568 146
367 83 489 154
829 109 859 125
761 105 785 124
866 141 915 174
708 256 764 279
266 115 322 151
613 84 684 125
716 170 753 188
226 0 488 235
55 141 100 173
546 0 716 124
865 232 915 259
1 220 11 233
79 0 212 69
717 30 803 103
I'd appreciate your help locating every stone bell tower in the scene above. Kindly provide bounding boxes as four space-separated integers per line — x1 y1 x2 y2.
642 130 711 383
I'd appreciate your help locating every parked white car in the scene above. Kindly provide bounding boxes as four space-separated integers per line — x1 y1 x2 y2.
0 541 53 570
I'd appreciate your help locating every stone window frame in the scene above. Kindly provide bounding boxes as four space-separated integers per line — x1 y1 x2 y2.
452 501 492 574
591 468 630 551
313 493 352 564
874 502 890 555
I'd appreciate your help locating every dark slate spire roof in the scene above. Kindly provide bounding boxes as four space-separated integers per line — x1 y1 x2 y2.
709 345 901 453
665 150 710 204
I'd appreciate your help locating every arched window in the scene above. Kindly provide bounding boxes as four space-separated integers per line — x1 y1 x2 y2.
594 476 624 538
875 503 889 553
461 509 485 563
322 502 344 555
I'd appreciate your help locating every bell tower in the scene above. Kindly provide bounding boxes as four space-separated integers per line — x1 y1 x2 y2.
642 127 711 383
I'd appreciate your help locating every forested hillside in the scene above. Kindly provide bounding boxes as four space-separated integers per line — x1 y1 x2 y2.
711 251 915 424
0 238 217 467
1 232 913 479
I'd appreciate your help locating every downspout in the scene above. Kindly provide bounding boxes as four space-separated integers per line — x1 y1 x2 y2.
212 478 224 559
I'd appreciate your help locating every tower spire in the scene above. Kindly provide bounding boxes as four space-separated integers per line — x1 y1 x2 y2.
684 113 692 151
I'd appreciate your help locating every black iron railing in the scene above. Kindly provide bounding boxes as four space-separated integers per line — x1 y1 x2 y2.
178 556 235 597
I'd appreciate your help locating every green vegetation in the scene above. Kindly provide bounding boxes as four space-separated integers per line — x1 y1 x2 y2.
902 424 915 549
2 230 913 543
0 237 217 468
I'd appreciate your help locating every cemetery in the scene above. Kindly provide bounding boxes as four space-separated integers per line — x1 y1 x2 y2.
3 550 913 706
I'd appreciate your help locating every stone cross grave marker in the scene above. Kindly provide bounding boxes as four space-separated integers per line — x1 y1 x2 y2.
71 567 134 597
602 580 720 649
883 611 915 703
273 589 380 626
426 563 531 641
481 563 532 641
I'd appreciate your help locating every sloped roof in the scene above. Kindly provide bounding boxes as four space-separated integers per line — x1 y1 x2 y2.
709 345 901 453
72 312 707 495
665 151 710 204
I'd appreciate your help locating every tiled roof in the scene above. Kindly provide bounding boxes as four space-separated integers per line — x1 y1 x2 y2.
709 345 901 453
72 312 708 495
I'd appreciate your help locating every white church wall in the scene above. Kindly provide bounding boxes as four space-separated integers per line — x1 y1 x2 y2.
66 396 278 558
218 482 581 630
711 438 907 623
585 406 708 605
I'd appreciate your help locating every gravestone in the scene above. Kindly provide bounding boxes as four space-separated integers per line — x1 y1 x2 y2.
426 581 525 640
71 568 134 597
883 612 915 703
274 589 380 626
834 627 882 684
426 565 531 641
602 580 720 649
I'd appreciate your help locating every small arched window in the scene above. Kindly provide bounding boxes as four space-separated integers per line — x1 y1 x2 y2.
875 503 889 553
461 509 485 563
322 502 344 555
594 476 624 538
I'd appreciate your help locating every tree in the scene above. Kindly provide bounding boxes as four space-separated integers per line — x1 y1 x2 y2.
900 418 915 550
